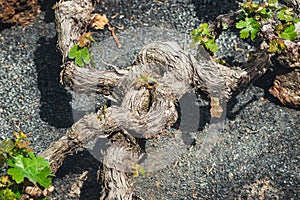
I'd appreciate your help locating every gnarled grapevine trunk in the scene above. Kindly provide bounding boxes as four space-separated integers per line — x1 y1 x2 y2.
40 0 300 200
55 0 94 60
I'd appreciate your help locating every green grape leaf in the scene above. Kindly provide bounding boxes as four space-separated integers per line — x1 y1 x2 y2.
236 17 261 41
268 0 278 3
132 164 146 177
277 7 294 22
68 45 92 67
81 47 91 64
236 20 247 29
191 23 212 38
68 44 79 59
140 167 146 175
260 7 267 15
190 28 199 36
205 39 218 54
279 25 297 40
239 28 250 39
259 7 273 19
199 23 212 36
191 23 218 54
266 0 278 9
7 153 52 188
75 55 84 67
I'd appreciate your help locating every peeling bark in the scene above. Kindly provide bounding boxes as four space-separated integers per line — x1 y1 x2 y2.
41 0 300 200
43 40 269 200
55 0 94 60
269 69 300 108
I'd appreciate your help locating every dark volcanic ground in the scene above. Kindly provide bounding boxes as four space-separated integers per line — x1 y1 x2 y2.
0 0 299 199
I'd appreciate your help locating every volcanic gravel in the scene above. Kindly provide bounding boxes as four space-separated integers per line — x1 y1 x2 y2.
0 0 299 200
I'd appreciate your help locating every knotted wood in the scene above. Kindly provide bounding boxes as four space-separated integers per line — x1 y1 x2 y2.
42 40 268 200
40 0 300 200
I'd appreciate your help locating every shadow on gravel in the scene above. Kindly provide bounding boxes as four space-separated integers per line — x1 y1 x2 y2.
53 150 102 200
38 0 56 23
34 36 74 128
192 0 241 22
226 92 258 120
0 22 13 32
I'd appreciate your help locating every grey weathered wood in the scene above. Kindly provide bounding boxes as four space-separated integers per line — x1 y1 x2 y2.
55 0 94 61
42 40 267 200
41 0 300 200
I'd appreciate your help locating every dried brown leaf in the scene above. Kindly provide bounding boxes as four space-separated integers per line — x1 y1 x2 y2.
91 14 109 30
25 185 42 197
210 97 223 118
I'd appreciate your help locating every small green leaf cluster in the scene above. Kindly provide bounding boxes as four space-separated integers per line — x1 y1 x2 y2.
191 23 218 54
236 15 262 41
132 163 146 177
68 32 95 67
68 45 91 67
0 131 52 199
236 0 299 52
191 0 299 55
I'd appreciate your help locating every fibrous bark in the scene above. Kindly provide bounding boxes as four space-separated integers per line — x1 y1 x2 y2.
55 0 94 60
43 40 269 199
41 0 300 200
269 69 300 108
